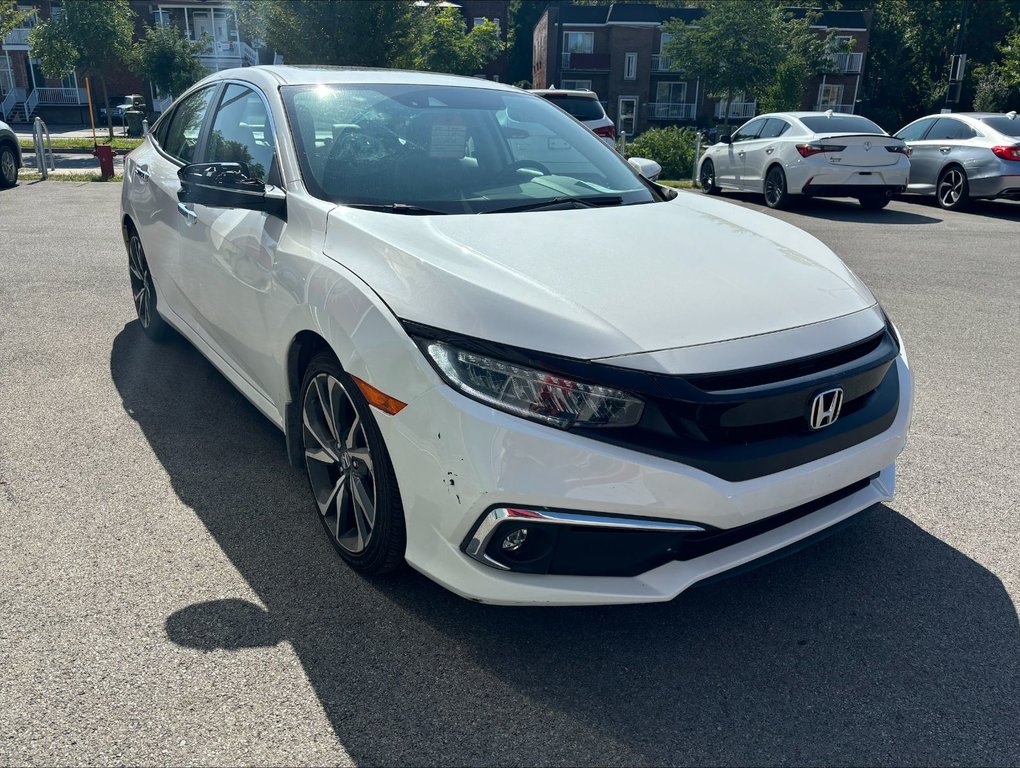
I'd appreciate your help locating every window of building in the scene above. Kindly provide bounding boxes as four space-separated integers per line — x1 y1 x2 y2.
473 17 486 28
659 32 672 53
817 83 844 108
655 81 686 104
563 31 593 54
624 52 637 80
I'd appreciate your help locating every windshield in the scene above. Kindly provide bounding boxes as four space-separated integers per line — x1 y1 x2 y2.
979 117 1020 138
801 115 886 134
541 94 606 121
281 83 654 214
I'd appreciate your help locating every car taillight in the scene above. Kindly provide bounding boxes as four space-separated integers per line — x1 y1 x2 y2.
593 125 616 140
796 143 846 157
885 145 912 157
991 145 1020 161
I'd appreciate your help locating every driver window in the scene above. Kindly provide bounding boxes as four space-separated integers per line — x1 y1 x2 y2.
163 87 215 163
732 118 765 142
205 84 277 183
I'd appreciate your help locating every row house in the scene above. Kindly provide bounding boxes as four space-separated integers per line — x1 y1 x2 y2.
532 3 873 136
1 0 261 125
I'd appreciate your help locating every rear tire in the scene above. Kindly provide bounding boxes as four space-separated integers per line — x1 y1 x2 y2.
858 192 890 210
699 159 721 195
936 166 970 210
300 352 406 575
127 229 171 341
0 145 18 188
763 165 791 209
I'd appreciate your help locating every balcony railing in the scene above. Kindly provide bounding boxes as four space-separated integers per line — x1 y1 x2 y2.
241 41 258 67
34 87 88 105
2 27 32 47
650 55 681 73
561 52 610 71
647 102 695 120
714 101 756 119
815 102 856 114
0 87 22 121
828 51 864 74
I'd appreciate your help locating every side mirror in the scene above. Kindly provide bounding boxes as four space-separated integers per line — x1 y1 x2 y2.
627 156 662 182
177 162 287 221
719 134 732 145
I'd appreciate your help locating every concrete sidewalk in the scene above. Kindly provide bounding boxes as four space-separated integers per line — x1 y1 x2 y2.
21 149 125 176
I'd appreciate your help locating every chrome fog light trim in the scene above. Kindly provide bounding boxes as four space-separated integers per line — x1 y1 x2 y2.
464 506 707 571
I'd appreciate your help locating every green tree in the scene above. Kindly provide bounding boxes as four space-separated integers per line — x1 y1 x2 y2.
398 6 504 75
663 1 797 129
234 0 417 67
28 0 136 137
1 1 31 38
132 24 208 102
998 28 1020 86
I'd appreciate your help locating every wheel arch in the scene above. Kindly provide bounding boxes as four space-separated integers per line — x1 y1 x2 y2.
0 136 19 167
284 330 334 468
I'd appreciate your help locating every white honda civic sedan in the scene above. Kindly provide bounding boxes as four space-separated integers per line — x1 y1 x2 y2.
698 111 911 210
121 67 913 605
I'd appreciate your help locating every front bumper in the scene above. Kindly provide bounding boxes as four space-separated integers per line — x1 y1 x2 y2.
376 356 913 605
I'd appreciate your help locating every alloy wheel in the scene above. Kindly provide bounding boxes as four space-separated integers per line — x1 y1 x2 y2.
700 161 716 192
938 168 965 208
764 167 786 208
1 149 16 185
302 373 378 555
128 235 153 329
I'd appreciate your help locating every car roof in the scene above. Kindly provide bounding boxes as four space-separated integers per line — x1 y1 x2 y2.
196 65 520 94
529 88 599 99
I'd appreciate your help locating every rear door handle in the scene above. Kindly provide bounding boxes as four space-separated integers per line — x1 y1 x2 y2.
133 164 150 180
177 202 197 225
939 146 951 153
765 147 774 154
738 150 746 157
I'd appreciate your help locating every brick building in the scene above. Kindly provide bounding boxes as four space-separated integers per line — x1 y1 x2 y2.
532 3 873 136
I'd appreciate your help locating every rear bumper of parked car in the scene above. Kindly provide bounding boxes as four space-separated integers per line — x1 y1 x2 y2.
375 355 913 606
969 166 1020 199
789 159 910 197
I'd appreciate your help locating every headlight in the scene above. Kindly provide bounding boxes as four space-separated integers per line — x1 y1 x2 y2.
422 341 644 429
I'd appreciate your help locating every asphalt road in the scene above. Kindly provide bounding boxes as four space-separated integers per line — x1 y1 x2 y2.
1 182 1017 766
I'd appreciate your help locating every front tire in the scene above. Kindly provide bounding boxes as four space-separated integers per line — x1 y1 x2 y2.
0 145 18 188
936 166 970 210
699 159 721 195
763 165 791 209
127 230 171 341
300 352 406 575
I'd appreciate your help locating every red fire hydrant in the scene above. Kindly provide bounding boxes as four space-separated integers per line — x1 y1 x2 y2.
94 144 115 178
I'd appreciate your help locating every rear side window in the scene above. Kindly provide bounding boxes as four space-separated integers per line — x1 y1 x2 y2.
205 84 277 183
895 118 936 141
759 118 790 139
542 95 605 121
925 118 975 140
162 86 215 164
801 115 885 134
979 117 1020 138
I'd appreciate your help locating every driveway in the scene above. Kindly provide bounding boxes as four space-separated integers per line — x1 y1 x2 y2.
1 183 1017 766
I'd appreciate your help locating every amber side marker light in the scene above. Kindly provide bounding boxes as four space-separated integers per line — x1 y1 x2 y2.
351 375 407 415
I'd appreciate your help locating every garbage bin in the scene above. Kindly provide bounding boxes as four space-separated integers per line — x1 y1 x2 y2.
125 109 144 137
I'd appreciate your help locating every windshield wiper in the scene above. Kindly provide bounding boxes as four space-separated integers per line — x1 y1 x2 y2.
343 203 450 215
482 195 625 214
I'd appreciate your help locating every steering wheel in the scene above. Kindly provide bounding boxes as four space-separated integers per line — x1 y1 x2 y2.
509 159 551 176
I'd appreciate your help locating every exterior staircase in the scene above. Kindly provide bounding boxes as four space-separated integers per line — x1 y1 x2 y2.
5 102 29 125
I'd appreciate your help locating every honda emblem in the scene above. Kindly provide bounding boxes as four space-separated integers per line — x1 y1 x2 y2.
809 388 844 430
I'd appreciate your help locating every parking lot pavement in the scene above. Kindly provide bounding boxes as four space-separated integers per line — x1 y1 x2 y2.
1 182 1017 766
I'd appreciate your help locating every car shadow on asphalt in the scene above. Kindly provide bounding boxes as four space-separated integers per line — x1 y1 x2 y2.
110 321 1019 766
712 192 943 225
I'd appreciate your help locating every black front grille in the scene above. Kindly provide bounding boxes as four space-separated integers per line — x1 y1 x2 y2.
404 320 902 483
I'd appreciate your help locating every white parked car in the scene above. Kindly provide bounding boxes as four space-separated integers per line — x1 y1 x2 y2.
698 111 911 210
121 67 912 606
529 88 616 145
0 118 22 187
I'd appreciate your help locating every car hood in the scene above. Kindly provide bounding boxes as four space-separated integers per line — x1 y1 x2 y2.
322 193 876 362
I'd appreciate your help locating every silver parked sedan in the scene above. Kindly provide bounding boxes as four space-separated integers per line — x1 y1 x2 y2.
894 111 1020 210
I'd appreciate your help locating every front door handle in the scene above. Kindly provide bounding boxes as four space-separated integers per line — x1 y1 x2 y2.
765 147 774 154
738 150 746 157
133 163 150 181
177 202 198 225
939 146 951 153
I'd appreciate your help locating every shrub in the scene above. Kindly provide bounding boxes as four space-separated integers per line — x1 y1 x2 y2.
624 126 698 181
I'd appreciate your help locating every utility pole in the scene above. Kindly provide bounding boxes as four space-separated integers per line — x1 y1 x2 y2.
944 0 970 110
